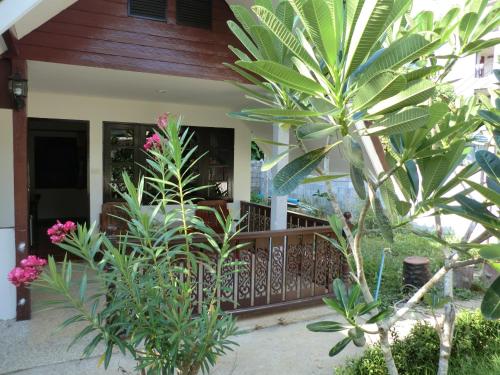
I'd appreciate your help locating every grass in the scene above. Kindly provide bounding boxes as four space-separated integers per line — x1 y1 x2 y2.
361 228 483 307
450 351 500 375
361 230 444 306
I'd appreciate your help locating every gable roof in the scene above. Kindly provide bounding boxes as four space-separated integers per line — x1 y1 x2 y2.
1 0 76 53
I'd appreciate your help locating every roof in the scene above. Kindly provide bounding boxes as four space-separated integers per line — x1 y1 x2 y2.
0 0 249 54
0 1 76 52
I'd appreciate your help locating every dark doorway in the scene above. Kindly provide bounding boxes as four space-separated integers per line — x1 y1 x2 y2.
28 118 89 260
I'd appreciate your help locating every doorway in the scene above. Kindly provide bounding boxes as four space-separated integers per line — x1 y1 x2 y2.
28 118 89 260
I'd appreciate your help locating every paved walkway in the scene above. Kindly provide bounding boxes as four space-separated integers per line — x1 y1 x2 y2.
0 294 481 375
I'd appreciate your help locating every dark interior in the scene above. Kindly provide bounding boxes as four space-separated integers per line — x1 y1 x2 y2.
28 118 89 260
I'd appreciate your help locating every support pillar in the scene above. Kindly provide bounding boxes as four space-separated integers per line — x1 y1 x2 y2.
11 58 30 320
270 125 288 230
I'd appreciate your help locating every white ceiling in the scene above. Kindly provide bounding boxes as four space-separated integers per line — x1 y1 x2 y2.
28 61 251 110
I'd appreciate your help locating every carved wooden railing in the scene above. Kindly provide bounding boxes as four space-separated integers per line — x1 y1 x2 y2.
193 226 349 314
240 201 329 232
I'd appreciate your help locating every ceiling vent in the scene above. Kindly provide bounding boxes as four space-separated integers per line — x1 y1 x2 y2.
176 0 212 29
129 0 167 21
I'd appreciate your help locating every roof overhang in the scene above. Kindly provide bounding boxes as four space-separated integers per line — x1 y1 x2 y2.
0 0 76 54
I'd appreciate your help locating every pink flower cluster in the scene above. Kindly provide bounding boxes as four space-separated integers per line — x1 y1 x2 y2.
157 113 169 128
8 256 47 287
47 220 77 244
144 133 162 151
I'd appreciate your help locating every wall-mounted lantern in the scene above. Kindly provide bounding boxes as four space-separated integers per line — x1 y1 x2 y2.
8 73 28 110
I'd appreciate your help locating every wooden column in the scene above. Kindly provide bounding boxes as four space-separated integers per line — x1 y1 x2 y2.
11 58 30 321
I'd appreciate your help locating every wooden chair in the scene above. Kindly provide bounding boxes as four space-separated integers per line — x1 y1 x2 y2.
100 202 130 235
195 200 229 233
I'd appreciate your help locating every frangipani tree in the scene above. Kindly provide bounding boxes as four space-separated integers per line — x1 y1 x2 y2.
226 0 499 374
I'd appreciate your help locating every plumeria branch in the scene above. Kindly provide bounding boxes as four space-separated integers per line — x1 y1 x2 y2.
387 256 484 327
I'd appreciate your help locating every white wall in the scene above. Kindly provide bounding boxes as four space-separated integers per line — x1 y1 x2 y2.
0 108 16 320
27 91 252 223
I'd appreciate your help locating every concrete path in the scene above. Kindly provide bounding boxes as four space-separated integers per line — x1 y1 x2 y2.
0 296 481 375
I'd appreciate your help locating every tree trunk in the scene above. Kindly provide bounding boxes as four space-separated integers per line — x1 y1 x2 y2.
379 326 399 375
437 304 456 375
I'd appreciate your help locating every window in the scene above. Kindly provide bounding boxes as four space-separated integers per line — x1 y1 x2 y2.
103 123 234 202
128 0 167 21
176 0 212 29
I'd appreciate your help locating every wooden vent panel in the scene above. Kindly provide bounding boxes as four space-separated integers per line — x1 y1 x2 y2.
176 0 212 29
129 0 167 20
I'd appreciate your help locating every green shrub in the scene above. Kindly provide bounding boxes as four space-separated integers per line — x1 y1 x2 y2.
336 310 500 375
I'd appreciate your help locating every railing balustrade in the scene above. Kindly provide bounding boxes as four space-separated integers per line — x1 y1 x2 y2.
193 226 349 314
240 201 329 232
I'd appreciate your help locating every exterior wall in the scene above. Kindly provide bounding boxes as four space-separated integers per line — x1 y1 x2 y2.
17 0 240 81
0 108 16 320
27 91 252 224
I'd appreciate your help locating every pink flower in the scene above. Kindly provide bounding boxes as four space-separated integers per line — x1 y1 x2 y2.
144 133 162 151
157 113 169 128
47 220 77 244
63 221 77 232
20 255 47 268
8 256 47 287
8 267 29 287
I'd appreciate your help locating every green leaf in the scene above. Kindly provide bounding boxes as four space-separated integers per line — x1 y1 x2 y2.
79 272 88 302
250 25 280 61
358 34 440 85
478 109 500 127
373 196 394 243
323 296 348 316
478 244 500 260
301 0 338 67
261 149 290 172
344 0 393 77
475 150 500 181
353 71 407 111
366 309 391 324
463 179 500 207
368 80 435 115
329 337 352 357
230 5 257 35
227 21 262 60
459 12 479 44
405 66 443 82
252 5 320 71
365 107 429 136
350 165 366 200
463 38 500 55
276 1 295 32
296 123 342 140
307 321 348 333
440 194 500 232
481 276 500 320
273 144 336 195
237 60 326 96
244 108 323 117
253 137 293 147
333 278 349 310
302 174 348 184
419 141 467 199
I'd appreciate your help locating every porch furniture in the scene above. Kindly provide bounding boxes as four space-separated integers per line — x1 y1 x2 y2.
195 200 229 233
100 202 129 235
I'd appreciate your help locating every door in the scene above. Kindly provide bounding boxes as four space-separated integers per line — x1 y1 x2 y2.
28 118 89 260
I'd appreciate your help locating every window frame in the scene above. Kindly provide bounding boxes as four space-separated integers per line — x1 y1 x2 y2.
128 0 168 22
102 122 234 203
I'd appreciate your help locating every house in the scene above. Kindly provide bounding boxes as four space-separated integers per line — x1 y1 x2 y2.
0 0 348 322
